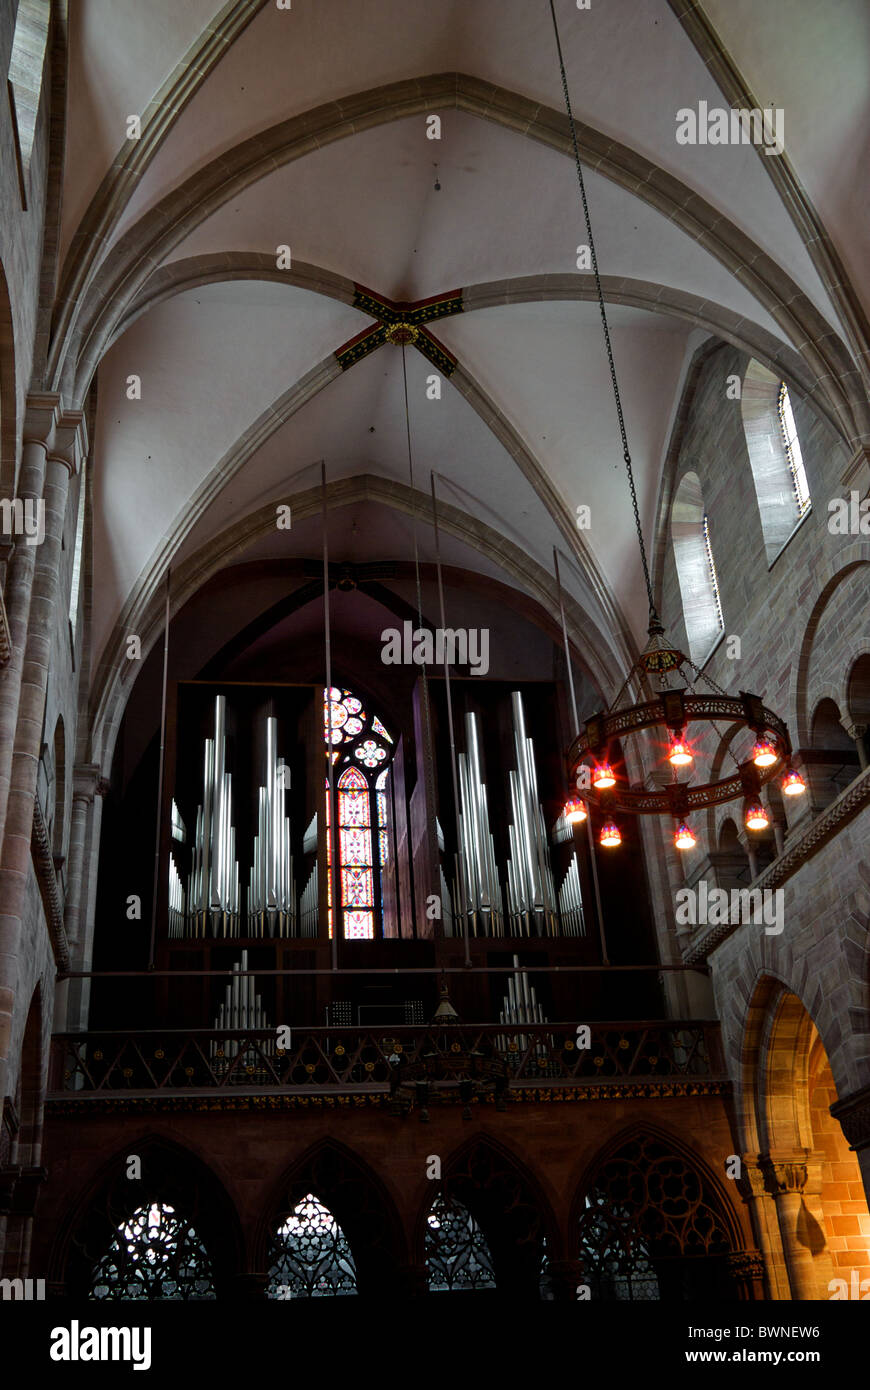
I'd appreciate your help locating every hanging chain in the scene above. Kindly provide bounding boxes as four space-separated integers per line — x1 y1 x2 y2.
549 0 657 620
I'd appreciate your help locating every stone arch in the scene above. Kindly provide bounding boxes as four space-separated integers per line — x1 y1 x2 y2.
54 76 863 453
716 816 752 891
791 550 870 747
87 476 622 774
845 652 870 765
569 1122 747 1300
256 1137 406 1295
51 1134 244 1298
808 696 860 809
416 1133 558 1295
742 978 869 1299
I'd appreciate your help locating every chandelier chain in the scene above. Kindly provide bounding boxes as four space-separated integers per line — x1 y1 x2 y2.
548 0 656 618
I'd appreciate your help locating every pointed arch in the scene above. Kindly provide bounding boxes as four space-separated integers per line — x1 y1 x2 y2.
265 1192 358 1299
417 1133 558 1295
50 1134 243 1297
569 1121 746 1296
257 1138 406 1293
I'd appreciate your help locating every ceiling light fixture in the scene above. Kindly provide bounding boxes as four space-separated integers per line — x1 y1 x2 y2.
550 0 800 857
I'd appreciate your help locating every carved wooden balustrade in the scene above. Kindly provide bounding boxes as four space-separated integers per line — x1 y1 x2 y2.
48 1021 727 1107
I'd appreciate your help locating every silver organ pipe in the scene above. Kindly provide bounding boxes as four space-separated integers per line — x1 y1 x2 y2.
505 692 558 936
457 712 506 937
300 860 318 938
558 852 586 937
168 853 185 938
211 950 273 1073
497 953 547 1055
186 696 241 937
247 716 296 937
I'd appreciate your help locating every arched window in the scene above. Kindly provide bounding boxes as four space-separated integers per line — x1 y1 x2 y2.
809 698 860 808
577 1135 735 1300
425 1195 497 1292
7 1 51 194
265 1193 357 1298
671 472 724 664
323 687 395 940
89 1202 216 1300
741 361 811 563
846 654 870 767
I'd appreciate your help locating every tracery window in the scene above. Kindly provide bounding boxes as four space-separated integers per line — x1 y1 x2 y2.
323 687 395 940
89 1202 216 1300
578 1196 659 1301
265 1193 358 1298
425 1195 497 1292
577 1135 733 1301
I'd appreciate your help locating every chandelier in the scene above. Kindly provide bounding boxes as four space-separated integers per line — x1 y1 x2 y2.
388 981 509 1121
550 3 805 854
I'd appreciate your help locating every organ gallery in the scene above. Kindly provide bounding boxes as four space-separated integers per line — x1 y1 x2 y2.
0 0 868 1365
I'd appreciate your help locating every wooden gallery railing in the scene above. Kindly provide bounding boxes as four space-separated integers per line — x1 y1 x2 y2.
48 1022 727 1106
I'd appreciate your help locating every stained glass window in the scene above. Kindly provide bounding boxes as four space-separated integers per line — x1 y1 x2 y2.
265 1193 358 1299
426 1195 497 1292
323 689 395 940
89 1202 216 1301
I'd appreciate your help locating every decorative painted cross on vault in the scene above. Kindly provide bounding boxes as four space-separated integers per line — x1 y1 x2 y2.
334 284 464 377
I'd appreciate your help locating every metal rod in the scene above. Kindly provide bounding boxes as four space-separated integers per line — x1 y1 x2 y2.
430 471 471 966
148 567 171 970
62 962 707 978
322 460 339 970
554 547 580 739
554 547 609 963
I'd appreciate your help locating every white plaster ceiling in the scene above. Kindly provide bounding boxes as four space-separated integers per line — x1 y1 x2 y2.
703 0 870 315
68 1 867 694
167 113 785 337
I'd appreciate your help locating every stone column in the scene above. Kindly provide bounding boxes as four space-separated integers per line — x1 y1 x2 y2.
760 1155 829 1300
0 400 54 850
0 399 86 1104
725 1250 766 1301
54 764 105 1032
737 1159 787 1299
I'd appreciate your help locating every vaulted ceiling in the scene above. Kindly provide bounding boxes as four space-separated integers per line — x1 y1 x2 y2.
53 0 870 747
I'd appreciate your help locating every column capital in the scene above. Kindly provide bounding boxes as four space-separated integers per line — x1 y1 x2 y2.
841 720 867 743
23 393 88 477
725 1249 765 1282
72 763 108 805
759 1153 810 1197
735 1156 766 1200
831 1081 870 1152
